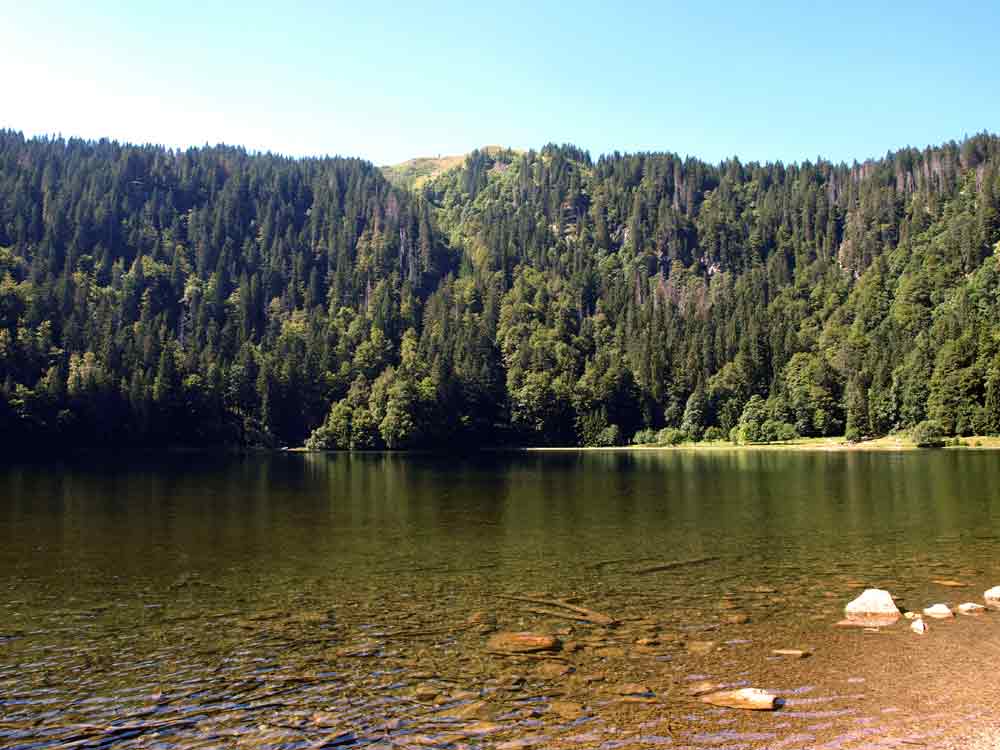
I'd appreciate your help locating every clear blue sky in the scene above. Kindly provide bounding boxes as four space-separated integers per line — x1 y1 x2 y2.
6 0 999 166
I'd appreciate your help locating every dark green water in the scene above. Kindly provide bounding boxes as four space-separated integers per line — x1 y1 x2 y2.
2 450 1000 749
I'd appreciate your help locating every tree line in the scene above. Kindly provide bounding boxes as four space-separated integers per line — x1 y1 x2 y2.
1 130 998 453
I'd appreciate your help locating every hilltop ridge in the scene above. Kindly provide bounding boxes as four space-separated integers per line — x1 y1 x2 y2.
380 145 514 189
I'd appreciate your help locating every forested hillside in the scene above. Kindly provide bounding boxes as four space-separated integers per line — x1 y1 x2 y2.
1 130 999 453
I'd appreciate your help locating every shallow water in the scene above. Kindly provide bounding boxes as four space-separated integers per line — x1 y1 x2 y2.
2 450 999 749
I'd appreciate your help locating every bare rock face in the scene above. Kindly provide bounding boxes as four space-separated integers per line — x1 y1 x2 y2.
958 602 986 615
922 603 954 619
843 588 901 626
984 586 1000 610
486 632 561 653
700 688 780 710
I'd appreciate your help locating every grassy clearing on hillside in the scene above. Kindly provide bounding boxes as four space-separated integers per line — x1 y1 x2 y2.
381 145 514 189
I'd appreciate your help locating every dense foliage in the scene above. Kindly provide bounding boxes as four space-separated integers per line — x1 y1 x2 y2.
1 130 999 453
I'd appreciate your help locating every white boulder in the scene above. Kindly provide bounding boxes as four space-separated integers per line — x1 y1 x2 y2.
910 617 928 634
844 589 901 626
958 602 986 615
922 604 954 619
984 586 1000 610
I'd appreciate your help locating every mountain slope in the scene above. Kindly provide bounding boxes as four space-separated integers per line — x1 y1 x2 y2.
1 131 998 453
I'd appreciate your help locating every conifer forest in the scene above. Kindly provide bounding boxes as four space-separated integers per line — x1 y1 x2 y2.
2 130 999 452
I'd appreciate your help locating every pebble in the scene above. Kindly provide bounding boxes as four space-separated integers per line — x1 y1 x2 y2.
487 632 561 653
772 648 811 658
722 613 751 625
687 640 717 655
615 682 654 696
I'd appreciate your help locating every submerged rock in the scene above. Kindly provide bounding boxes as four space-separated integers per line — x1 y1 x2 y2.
687 680 722 696
615 682 654 697
922 604 954 619
772 648 811 658
958 602 986 615
549 700 586 720
534 661 573 679
413 684 440 701
486 632 561 653
843 588 900 626
441 700 495 720
722 613 751 625
686 640 717 655
701 687 780 710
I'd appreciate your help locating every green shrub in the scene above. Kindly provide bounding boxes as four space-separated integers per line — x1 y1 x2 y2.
703 426 726 442
592 424 620 447
631 428 657 445
656 427 688 446
761 419 798 443
912 419 946 448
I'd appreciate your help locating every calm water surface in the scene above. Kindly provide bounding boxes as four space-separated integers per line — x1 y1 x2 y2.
2 450 999 749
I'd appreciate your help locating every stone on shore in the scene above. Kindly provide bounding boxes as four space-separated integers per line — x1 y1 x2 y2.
843 588 900 626
984 586 1000 610
486 632 561 653
922 604 954 619
958 602 986 615
910 617 928 634
700 688 780 710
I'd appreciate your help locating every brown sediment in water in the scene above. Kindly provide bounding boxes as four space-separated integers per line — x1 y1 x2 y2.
4 565 999 748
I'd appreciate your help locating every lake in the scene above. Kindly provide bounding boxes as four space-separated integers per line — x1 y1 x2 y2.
2 449 1000 749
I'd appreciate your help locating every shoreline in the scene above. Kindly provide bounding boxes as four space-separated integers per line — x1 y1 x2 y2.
524 435 1000 453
